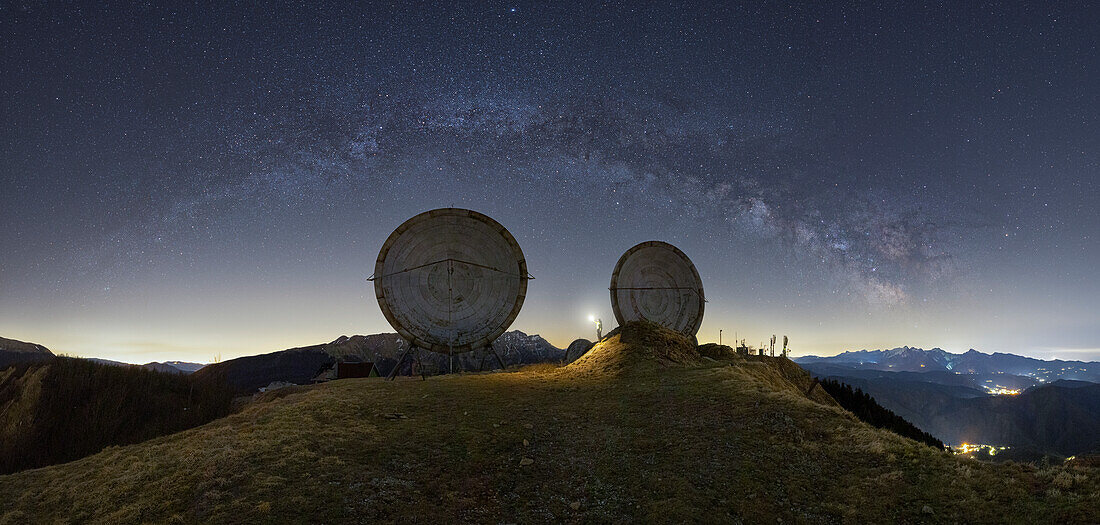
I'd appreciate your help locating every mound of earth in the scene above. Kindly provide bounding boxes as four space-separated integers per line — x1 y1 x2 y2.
566 320 701 376
1 324 1097 523
697 342 737 360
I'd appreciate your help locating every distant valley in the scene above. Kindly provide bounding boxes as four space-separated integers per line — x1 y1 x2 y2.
797 347 1100 458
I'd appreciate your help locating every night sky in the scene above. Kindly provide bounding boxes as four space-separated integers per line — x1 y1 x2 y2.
2 2 1097 363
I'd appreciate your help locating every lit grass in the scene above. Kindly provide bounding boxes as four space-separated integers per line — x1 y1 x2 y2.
1 325 1096 523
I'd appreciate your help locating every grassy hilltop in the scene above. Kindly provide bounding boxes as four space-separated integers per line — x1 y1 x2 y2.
1 322 1097 523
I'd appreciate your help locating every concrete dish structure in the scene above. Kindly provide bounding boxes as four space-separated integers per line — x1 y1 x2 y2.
609 241 705 336
373 208 529 354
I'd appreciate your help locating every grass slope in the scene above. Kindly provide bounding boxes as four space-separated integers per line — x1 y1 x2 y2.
1 323 1096 523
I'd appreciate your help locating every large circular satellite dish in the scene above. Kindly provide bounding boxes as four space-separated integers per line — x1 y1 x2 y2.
609 241 704 335
373 208 529 354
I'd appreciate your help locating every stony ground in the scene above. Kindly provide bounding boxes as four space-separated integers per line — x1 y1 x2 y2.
1 323 1097 524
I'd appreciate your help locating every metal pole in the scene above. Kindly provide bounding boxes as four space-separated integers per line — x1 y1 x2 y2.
387 345 414 381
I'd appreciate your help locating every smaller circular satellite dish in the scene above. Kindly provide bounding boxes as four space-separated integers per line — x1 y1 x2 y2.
609 241 705 336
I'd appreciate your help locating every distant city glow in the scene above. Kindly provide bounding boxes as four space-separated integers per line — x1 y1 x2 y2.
955 443 1009 456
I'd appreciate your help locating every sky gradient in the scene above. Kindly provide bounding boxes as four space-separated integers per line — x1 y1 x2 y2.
1 2 1097 363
